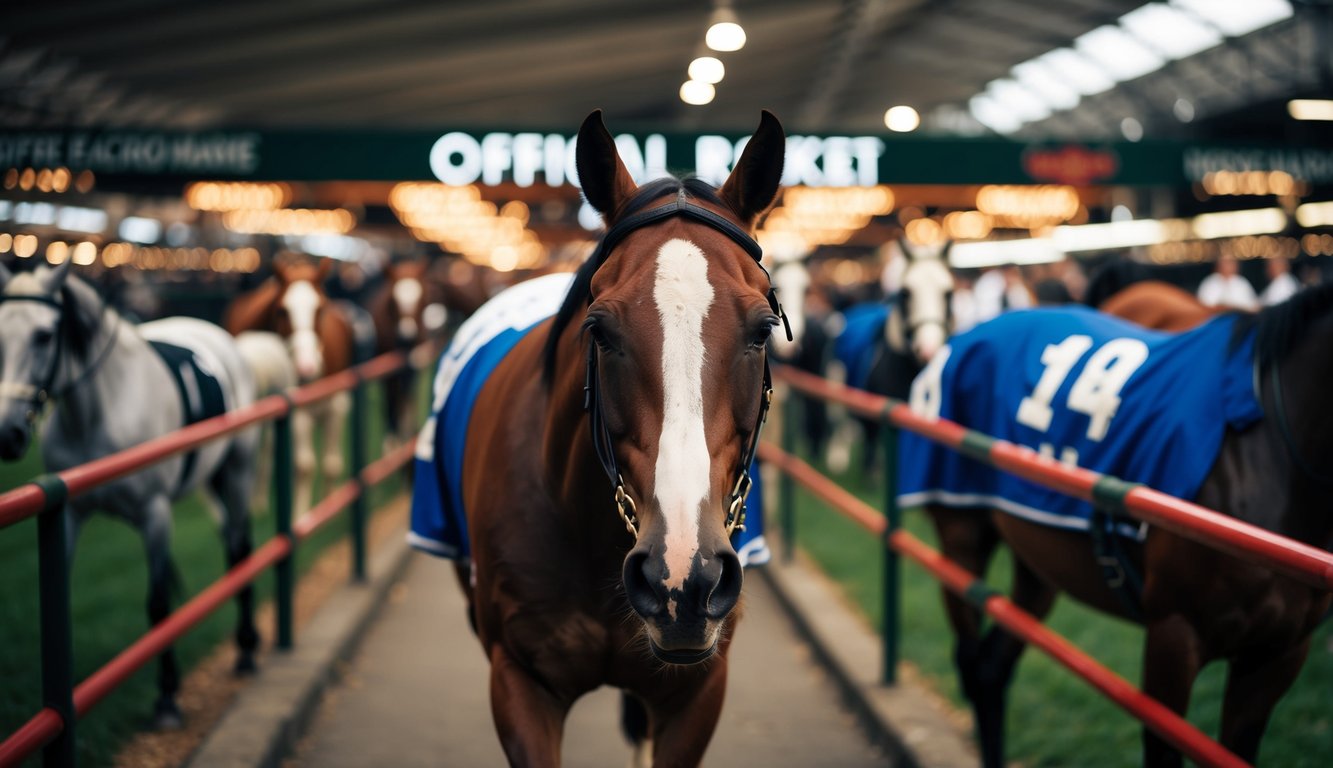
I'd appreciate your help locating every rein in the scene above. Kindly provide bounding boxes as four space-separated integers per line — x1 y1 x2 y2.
583 192 789 538
0 291 121 423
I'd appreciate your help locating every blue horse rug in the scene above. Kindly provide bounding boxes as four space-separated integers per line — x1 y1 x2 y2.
833 302 890 390
409 273 770 566
897 307 1262 538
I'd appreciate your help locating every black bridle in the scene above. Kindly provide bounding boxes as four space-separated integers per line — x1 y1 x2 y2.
582 192 791 538
0 291 119 423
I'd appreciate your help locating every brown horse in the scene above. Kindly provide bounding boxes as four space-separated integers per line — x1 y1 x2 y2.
367 260 449 446
1098 280 1222 332
913 282 1333 768
428 110 784 766
225 258 357 513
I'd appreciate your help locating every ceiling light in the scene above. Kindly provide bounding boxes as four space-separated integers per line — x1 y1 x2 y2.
1036 49 1115 96
1288 99 1333 121
1011 60 1079 111
968 94 1022 134
1120 117 1144 141
1171 0 1293 38
988 79 1051 123
688 56 725 84
679 79 716 106
1076 25 1165 83
705 6 746 52
884 105 920 132
1296 200 1333 227
1120 4 1222 60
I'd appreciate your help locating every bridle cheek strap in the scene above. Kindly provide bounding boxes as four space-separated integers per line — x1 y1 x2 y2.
584 192 784 538
0 294 64 422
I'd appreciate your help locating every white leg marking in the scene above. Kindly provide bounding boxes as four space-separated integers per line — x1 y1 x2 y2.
653 239 715 595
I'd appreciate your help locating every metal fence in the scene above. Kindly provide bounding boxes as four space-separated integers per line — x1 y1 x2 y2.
767 363 1333 768
0 345 433 768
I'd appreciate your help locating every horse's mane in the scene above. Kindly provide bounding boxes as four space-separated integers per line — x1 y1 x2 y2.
540 175 729 385
1230 280 1333 372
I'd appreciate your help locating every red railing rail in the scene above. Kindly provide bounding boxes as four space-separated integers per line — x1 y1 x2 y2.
759 441 1248 768
0 343 432 768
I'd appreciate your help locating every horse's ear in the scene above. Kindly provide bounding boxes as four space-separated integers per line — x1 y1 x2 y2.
576 110 637 221
39 259 72 294
719 110 785 228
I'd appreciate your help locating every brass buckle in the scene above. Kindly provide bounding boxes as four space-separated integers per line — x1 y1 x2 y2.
614 482 638 537
725 473 752 536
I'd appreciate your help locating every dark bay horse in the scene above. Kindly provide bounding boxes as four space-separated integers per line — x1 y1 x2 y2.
904 285 1333 767
225 259 358 513
413 110 785 766
0 261 261 728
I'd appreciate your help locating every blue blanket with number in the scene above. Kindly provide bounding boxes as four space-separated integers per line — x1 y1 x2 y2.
410 273 770 566
897 307 1262 537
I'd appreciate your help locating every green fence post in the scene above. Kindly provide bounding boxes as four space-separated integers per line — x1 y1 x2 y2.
780 388 797 563
35 475 75 767
349 377 368 583
881 418 901 686
273 411 294 650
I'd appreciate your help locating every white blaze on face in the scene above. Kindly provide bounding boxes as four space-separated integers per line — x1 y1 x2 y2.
393 277 423 340
903 257 953 364
653 238 715 595
283 280 323 379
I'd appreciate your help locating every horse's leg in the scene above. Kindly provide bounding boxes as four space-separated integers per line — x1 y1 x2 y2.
210 447 261 675
928 505 1003 766
1140 614 1204 768
142 495 184 729
250 423 274 511
972 555 1057 768
620 692 652 768
320 392 349 491
488 645 568 768
647 661 729 768
292 406 316 514
1218 639 1312 763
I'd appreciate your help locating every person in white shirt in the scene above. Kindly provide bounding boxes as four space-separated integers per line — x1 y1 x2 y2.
972 264 1033 322
1260 257 1300 306
1196 255 1259 311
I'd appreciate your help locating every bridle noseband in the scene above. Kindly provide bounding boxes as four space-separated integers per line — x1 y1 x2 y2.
0 291 119 424
584 192 790 538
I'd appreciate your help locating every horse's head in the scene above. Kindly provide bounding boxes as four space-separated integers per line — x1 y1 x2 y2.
887 239 954 365
385 261 447 345
574 109 784 663
0 261 92 460
273 259 333 381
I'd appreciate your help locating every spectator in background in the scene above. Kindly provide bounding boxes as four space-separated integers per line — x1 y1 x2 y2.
1260 256 1300 306
972 263 1033 323
1196 255 1258 311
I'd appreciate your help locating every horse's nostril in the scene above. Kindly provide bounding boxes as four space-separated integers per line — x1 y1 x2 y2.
704 551 742 620
623 550 665 618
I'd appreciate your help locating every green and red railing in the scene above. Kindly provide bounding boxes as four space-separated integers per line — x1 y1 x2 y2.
0 345 434 768
768 363 1333 768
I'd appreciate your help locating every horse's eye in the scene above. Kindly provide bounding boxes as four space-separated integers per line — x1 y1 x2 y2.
749 321 777 350
32 329 53 345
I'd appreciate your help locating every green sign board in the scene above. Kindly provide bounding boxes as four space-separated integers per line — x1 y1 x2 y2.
2 128 1332 188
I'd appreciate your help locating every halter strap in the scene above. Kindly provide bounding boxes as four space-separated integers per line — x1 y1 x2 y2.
584 191 782 537
0 291 121 420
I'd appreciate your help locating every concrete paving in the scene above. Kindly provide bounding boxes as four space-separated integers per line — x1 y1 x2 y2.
290 553 891 767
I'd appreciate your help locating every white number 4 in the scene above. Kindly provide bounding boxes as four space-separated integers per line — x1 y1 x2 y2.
1016 335 1149 442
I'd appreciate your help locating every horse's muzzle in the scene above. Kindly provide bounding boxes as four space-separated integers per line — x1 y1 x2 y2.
0 422 31 462
623 545 742 664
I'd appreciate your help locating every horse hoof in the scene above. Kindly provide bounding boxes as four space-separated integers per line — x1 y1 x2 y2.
152 701 185 731
233 654 258 676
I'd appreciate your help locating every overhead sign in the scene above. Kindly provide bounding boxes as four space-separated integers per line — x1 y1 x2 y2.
2 128 1330 189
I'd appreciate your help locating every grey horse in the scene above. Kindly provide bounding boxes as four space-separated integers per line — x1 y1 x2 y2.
0 260 261 728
